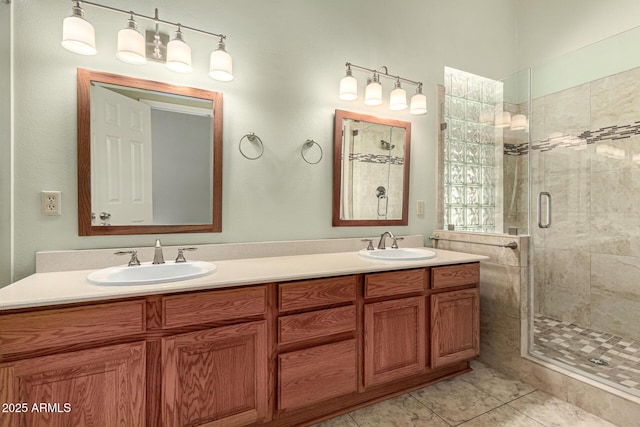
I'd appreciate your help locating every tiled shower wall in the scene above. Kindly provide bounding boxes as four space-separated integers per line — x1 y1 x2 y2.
510 66 640 341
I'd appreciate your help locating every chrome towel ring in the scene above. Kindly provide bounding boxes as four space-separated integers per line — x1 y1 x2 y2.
301 139 323 164
239 132 264 160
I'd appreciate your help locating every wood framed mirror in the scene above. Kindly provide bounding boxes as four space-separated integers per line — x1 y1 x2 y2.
333 110 411 226
77 69 222 236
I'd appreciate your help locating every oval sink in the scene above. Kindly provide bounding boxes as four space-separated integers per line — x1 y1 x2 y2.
358 248 437 261
88 261 217 286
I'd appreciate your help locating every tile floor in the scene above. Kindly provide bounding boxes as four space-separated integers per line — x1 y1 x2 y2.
533 314 640 395
312 360 617 426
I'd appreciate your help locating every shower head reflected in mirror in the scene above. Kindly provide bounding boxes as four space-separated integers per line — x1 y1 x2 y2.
381 139 395 150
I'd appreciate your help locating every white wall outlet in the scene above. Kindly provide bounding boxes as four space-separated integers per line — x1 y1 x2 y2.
41 191 62 216
416 199 425 216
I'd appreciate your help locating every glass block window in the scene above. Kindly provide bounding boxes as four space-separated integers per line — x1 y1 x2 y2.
443 67 502 232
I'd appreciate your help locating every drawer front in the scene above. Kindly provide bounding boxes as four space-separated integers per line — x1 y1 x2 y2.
279 276 357 312
0 300 146 357
163 286 267 328
278 306 356 345
278 339 357 411
431 263 480 290
365 269 427 299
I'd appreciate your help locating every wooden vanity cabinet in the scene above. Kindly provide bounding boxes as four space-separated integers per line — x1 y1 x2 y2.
430 263 480 369
276 276 358 413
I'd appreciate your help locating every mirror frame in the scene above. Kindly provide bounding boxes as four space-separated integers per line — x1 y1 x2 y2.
332 109 411 227
77 68 223 236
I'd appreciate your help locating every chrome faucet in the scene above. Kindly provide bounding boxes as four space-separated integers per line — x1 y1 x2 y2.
377 231 403 249
377 231 395 249
152 239 165 264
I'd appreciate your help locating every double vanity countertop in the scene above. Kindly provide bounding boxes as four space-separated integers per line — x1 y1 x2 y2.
0 248 487 311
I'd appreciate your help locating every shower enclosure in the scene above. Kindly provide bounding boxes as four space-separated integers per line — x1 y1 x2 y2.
440 24 640 398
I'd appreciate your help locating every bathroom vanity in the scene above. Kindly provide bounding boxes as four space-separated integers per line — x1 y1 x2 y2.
0 249 482 427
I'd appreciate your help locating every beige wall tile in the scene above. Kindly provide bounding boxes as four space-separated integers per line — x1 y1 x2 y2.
567 380 640 427
590 291 640 341
590 212 640 257
591 253 640 301
480 261 522 318
590 66 640 130
543 249 590 293
542 286 590 325
544 83 591 137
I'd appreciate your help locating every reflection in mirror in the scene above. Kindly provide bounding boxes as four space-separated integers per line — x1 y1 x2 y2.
77 69 222 236
333 110 411 226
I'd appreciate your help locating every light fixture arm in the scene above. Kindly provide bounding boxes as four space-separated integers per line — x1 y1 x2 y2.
76 0 227 40
345 62 422 88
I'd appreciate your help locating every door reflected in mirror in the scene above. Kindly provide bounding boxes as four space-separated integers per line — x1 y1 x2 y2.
333 110 411 226
78 69 222 236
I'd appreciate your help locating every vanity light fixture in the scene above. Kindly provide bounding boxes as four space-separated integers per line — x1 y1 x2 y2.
494 110 512 129
340 62 427 115
61 0 233 81
510 113 527 131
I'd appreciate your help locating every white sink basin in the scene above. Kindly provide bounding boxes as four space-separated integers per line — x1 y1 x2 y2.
88 261 217 286
359 248 437 261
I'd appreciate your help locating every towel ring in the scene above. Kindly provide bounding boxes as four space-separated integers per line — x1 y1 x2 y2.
301 139 323 165
239 132 264 160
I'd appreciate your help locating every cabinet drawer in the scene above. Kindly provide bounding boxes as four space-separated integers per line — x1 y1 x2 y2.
278 339 357 411
279 276 357 312
163 286 267 328
431 263 480 290
278 306 356 345
0 300 145 357
365 269 427 299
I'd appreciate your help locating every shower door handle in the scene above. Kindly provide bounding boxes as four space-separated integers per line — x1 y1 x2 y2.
538 192 552 228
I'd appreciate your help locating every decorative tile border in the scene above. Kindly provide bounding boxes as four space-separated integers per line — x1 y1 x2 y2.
349 153 404 165
504 120 640 156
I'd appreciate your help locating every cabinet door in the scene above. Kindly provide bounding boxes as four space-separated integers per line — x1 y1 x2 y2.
162 321 267 427
431 288 480 368
364 296 426 388
0 341 145 427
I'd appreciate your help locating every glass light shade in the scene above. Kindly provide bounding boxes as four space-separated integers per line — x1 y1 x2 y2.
61 15 97 55
364 81 382 106
389 87 408 111
409 91 427 115
339 75 358 101
510 114 527 131
494 111 511 128
166 31 192 73
209 45 233 81
116 21 146 65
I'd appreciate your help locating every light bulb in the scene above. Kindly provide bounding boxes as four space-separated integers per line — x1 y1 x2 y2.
209 38 233 81
339 67 358 101
166 27 192 73
116 16 146 65
61 2 97 55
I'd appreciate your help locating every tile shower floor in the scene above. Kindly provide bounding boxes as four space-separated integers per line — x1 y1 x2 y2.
533 314 640 394
312 360 615 427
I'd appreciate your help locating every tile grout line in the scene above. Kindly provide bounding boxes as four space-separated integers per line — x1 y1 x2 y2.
406 392 456 426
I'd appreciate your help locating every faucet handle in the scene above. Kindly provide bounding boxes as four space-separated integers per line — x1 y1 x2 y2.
175 247 198 263
115 249 141 267
391 236 404 249
361 238 374 251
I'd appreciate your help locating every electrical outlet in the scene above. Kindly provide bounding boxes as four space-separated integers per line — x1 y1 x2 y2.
416 200 425 216
41 191 62 216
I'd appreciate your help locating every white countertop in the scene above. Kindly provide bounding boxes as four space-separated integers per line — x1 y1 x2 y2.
0 248 487 311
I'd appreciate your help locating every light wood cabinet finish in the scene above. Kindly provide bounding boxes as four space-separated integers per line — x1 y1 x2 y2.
278 276 357 312
364 296 426 388
431 263 480 290
162 321 268 427
162 286 267 328
0 300 145 358
431 288 480 368
364 268 427 299
278 339 357 411
278 306 356 345
0 341 146 427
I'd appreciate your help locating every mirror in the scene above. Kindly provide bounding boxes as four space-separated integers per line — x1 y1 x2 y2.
333 110 411 226
77 69 222 236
